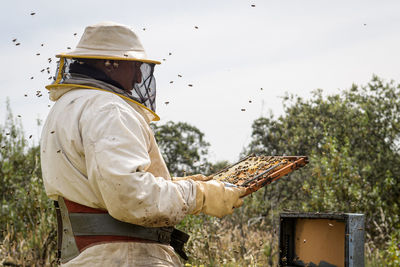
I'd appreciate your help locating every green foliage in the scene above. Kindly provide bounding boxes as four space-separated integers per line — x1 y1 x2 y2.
0 100 57 265
244 75 400 264
152 121 211 176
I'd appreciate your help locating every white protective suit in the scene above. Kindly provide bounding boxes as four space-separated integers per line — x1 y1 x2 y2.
41 85 198 266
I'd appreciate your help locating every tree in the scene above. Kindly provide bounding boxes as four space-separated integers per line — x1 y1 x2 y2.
244 76 400 263
151 121 211 177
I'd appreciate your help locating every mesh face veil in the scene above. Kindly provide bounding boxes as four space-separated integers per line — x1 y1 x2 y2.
132 63 156 112
50 57 157 112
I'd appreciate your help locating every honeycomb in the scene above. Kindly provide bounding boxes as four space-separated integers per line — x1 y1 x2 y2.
211 155 308 194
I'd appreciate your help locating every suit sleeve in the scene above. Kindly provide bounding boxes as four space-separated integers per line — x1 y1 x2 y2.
81 101 197 227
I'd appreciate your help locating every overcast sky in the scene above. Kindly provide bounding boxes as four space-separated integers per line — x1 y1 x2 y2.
1 0 400 163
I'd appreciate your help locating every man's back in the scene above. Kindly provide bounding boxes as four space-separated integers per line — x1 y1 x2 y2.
40 22 245 266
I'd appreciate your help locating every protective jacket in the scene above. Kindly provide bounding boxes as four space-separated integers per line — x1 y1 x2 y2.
40 85 197 266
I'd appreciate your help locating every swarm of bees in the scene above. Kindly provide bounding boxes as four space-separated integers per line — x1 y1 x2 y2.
11 6 269 143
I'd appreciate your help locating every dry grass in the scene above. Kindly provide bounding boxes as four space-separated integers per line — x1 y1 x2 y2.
183 215 279 266
0 221 57 266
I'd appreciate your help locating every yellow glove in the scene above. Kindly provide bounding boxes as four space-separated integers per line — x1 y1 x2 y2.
191 180 246 218
173 174 212 182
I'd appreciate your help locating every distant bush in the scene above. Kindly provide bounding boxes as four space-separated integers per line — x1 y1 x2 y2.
243 75 400 266
0 100 56 266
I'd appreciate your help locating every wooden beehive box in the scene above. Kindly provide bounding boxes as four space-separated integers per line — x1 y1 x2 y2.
279 213 365 267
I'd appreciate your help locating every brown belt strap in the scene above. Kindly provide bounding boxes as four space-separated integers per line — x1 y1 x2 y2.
54 197 189 262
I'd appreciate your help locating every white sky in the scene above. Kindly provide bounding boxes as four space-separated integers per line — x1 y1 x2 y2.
1 0 400 163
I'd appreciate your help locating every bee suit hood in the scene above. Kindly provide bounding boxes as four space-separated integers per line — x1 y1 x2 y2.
47 21 160 121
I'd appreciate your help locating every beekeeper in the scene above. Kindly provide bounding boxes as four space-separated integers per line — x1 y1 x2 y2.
40 21 246 266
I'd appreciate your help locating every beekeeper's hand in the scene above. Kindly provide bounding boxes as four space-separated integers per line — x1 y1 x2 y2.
190 180 246 218
173 174 212 182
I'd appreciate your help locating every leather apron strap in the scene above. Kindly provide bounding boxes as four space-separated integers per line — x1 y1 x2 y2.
54 197 189 263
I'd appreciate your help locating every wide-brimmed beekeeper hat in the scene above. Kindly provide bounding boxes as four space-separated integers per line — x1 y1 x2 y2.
47 21 161 122
57 21 160 64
